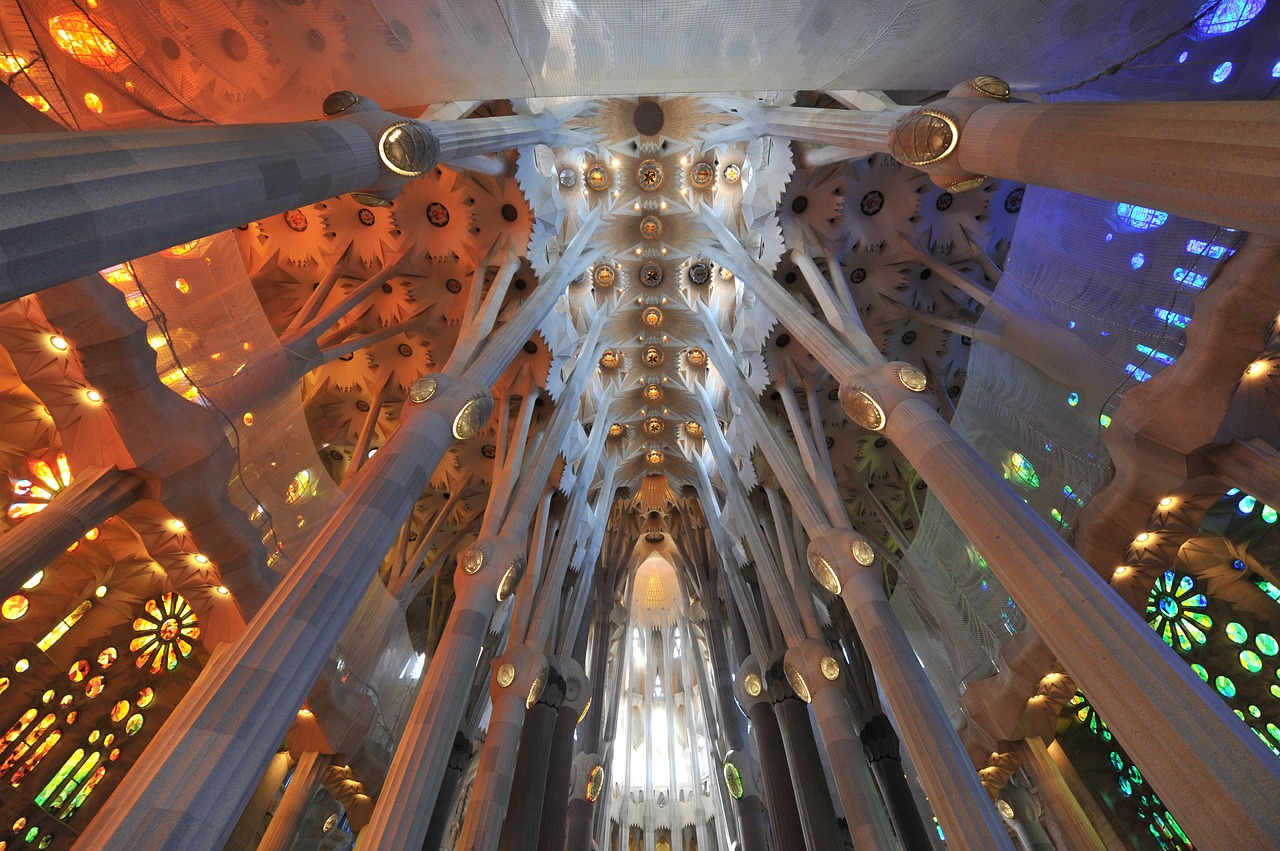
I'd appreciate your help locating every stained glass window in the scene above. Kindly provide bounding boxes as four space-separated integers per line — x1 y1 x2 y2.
130 593 199 674
1146 571 1212 651
2 596 28 620
1003 452 1039 489
1115 203 1168 231
1195 0 1267 36
48 12 129 70
7 454 72 519
37 601 93 652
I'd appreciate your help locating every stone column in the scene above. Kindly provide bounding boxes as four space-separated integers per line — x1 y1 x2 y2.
457 646 550 851
498 663 566 851
355 537 526 849
807 529 1012 851
0 94 578 299
79 374 488 851
783 641 896 850
768 663 844 851
739 662 805 851
719 241 1280 847
257 751 331 851
761 81 1280 234
840 362 1280 846
860 714 933 851
997 783 1053 851
1012 737 1106 851
722 749 769 851
422 732 473 851
537 661 589 851
1047 741 1131 851
562 752 603 851
0 466 144 593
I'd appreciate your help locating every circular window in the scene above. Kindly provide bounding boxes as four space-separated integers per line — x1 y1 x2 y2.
357 208 376 227
688 262 710 285
935 192 953 211
860 191 884 216
690 162 715 188
426 202 450 228
284 209 308 232
639 263 664 287
1004 188 1025 214
636 161 664 191
2 595 28 620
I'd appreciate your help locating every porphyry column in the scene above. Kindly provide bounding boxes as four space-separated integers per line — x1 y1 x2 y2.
767 662 845 851
860 714 933 851
738 661 805 851
498 662 566 851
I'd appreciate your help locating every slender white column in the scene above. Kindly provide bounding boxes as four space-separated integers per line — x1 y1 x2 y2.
256 752 331 851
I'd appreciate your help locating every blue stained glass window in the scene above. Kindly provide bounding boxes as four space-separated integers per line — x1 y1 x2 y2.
1179 50 1190 63
1125 364 1153 382
1131 252 1146 269
1116 203 1169 230
1067 392 1080 406
1136 344 1177 366
1195 0 1267 36
1185 239 1237 259
1240 494 1258 513
1272 59 1280 77
1173 268 1209 289
1154 308 1191 328
1213 61 1235 83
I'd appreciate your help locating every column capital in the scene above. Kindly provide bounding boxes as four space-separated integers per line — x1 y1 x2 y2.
402 372 493 440
886 76 1011 191
489 644 549 707
559 658 591 717
568 751 605 804
859 713 903 763
321 91 440 204
722 748 763 801
782 639 846 703
454 535 527 601
838 360 930 433
735 656 772 710
805 526 879 596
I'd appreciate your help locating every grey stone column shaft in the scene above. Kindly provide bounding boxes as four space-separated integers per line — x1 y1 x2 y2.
0 465 143 594
79 387 467 851
455 689 529 851
256 751 331 851
745 701 805 851
0 120 381 299
355 579 499 848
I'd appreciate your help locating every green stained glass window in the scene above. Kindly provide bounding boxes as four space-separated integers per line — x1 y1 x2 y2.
1118 776 1132 796
1268 723 1280 742
1128 765 1143 785
1226 622 1249 644
1257 634 1278 656
1241 650 1263 673
1249 704 1262 718
1146 571 1212 652
1109 751 1124 771
1005 453 1040 489
1216 675 1237 698
1190 664 1209 682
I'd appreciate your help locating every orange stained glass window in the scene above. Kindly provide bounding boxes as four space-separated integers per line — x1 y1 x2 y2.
1 596 28 620
109 701 129 723
0 714 56 776
0 710 38 751
48 13 128 71
22 95 50 112
10 730 61 786
83 677 105 699
96 647 116 669
136 687 154 708
130 593 199 674
68 661 90 683
38 600 93 652
82 92 104 114
9 453 73 519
